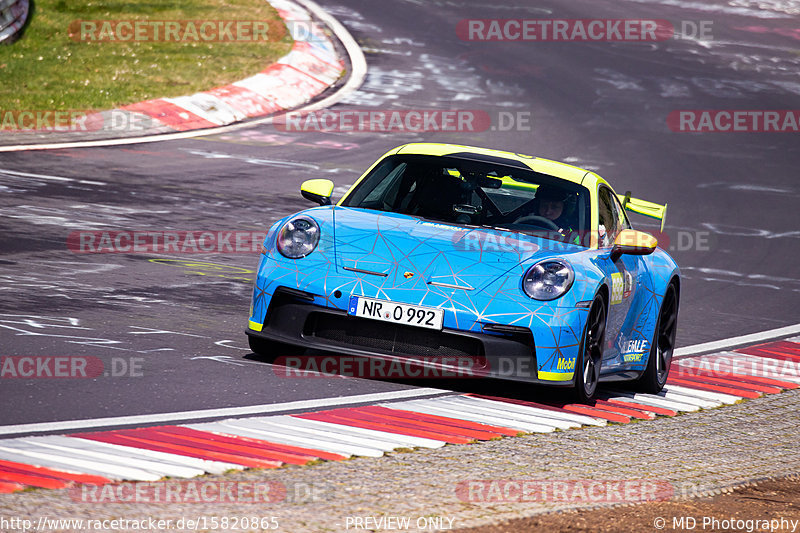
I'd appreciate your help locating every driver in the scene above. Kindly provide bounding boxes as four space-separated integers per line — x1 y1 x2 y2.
533 185 572 228
537 188 567 224
517 185 580 244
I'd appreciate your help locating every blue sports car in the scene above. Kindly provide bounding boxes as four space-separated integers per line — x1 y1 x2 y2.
246 143 680 401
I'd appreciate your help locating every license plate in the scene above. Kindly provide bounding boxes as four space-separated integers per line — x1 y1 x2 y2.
348 296 444 330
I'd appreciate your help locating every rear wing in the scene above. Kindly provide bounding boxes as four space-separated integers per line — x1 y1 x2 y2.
618 192 667 232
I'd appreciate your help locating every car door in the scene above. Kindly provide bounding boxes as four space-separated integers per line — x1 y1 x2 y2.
597 185 647 373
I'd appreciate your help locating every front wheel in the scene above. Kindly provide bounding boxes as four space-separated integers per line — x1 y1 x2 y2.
635 283 679 393
573 295 607 402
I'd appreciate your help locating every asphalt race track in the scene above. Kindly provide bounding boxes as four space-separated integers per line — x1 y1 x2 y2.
1 0 799 439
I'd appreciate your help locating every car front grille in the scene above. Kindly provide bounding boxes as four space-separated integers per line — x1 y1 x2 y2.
303 312 484 358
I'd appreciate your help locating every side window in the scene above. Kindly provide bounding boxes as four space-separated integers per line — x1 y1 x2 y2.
344 159 399 206
609 191 632 233
362 163 406 207
597 187 618 247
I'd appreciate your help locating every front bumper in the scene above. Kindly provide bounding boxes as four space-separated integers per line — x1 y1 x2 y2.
246 288 575 385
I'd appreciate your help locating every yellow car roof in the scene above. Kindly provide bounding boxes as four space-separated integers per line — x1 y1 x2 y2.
393 142 603 187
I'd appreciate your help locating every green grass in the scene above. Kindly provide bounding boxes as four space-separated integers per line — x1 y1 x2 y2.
0 0 293 111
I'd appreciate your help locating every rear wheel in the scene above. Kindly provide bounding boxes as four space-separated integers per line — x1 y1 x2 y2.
635 283 679 393
573 296 606 402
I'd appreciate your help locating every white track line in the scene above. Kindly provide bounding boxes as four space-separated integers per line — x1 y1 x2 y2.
0 388 451 437
675 323 800 357
0 0 367 153
0 168 106 186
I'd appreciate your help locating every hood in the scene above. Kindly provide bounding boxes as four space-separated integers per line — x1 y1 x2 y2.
331 207 577 292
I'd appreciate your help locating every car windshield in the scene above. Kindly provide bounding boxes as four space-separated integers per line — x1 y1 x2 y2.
340 154 591 247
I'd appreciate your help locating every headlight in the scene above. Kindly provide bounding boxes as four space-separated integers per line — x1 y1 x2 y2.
276 216 320 259
523 259 574 300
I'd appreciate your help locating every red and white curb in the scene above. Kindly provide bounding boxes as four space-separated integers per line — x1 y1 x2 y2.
0 0 367 152
0 338 798 494
95 0 342 133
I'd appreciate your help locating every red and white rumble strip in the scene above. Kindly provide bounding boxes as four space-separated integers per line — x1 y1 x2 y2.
77 0 344 134
0 338 798 493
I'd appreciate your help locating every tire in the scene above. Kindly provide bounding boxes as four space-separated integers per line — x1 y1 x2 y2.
635 282 679 393
247 335 295 361
573 295 607 402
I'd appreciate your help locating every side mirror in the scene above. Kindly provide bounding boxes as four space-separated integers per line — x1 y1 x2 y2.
610 229 657 262
301 179 334 206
